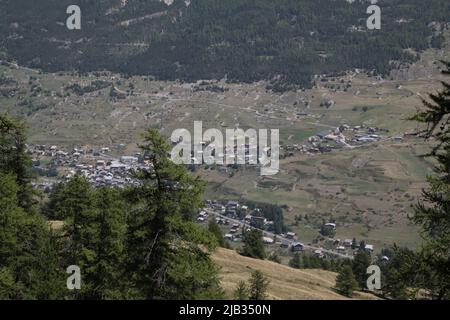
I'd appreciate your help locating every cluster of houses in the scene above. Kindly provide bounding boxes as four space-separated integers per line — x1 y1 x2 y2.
281 125 394 158
202 200 308 253
320 222 375 255
223 200 276 231
280 232 305 253
200 201 378 258
29 144 150 189
334 239 374 255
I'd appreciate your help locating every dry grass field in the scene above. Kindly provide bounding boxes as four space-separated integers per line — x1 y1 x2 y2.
212 247 379 300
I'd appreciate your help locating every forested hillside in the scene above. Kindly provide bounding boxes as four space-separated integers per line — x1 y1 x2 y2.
0 0 448 91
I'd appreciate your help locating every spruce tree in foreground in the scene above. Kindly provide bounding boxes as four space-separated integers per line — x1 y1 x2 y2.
0 113 37 212
0 123 65 299
248 270 270 300
234 281 249 300
0 114 66 299
289 253 302 269
208 219 227 248
381 246 419 300
125 128 223 299
410 61 450 299
91 187 128 299
241 229 266 259
335 266 358 298
352 250 371 289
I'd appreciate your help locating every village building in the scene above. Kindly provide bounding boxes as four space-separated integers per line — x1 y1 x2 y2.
286 232 296 239
280 240 290 248
250 216 266 229
291 242 304 252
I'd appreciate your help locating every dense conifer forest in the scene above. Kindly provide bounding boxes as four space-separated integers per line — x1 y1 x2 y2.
1 0 448 91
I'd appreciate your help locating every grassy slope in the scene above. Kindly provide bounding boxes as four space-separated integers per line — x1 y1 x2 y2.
212 247 378 300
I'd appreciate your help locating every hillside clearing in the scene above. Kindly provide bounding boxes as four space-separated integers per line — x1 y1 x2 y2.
212 248 378 300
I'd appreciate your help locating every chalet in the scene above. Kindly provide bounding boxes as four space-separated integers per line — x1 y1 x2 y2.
324 223 336 230
314 249 324 258
110 161 127 172
286 232 296 239
229 228 238 234
365 244 374 253
197 217 205 223
280 240 290 248
225 208 237 217
216 218 228 225
232 234 242 242
96 160 106 167
317 130 330 139
121 156 139 164
198 211 208 218
56 150 68 157
357 136 377 142
227 201 239 210
291 242 304 252
250 216 266 229
321 223 336 235
343 239 353 247
224 234 233 241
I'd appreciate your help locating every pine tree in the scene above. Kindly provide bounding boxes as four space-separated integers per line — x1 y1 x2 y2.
234 281 249 300
208 219 226 247
241 229 266 259
289 253 302 269
359 240 366 252
268 252 281 264
0 113 37 212
0 267 22 299
335 266 358 297
351 238 358 250
0 173 65 299
0 113 65 299
125 128 223 299
248 270 270 300
55 174 98 299
51 178 136 299
410 61 450 299
302 255 311 268
352 250 371 289
91 187 128 299
381 246 421 300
